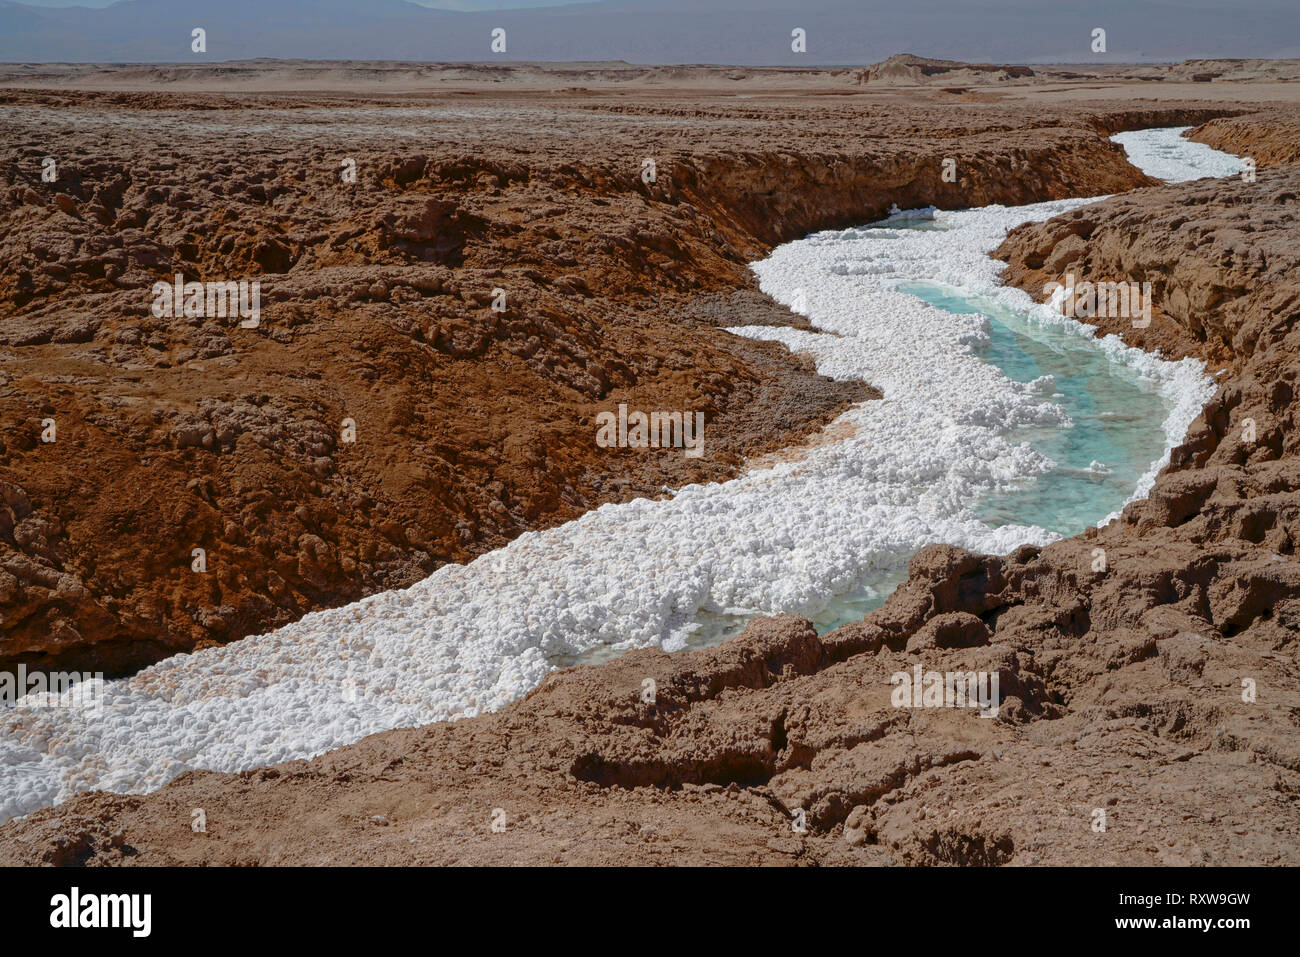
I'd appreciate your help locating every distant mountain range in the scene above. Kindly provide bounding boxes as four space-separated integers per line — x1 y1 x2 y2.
1 0 1297 64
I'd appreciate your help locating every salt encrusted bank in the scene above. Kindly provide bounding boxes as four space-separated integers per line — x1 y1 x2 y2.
0 129 1237 824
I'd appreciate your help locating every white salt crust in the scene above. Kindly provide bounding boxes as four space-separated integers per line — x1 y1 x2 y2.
0 129 1233 823
1109 126 1246 182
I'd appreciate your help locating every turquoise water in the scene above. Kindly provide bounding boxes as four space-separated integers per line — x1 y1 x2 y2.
557 229 1174 663
898 280 1169 536
678 566 910 654
671 277 1171 649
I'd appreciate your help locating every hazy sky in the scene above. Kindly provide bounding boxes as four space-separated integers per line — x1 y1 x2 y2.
10 0 591 5
3 0 1297 63
15 0 588 6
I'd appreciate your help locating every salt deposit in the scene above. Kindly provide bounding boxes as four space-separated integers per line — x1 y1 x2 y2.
0 128 1236 823
1109 126 1246 182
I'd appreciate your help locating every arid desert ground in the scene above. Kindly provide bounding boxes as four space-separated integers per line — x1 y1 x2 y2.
1 57 1299 865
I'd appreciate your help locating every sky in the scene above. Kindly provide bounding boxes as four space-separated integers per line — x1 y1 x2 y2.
2 0 1297 63
15 0 588 6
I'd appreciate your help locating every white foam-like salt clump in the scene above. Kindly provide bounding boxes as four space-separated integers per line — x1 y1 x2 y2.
1109 126 1245 183
0 132 1237 824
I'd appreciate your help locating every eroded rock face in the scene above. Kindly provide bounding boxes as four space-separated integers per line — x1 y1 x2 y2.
996 150 1300 370
1192 115 1300 165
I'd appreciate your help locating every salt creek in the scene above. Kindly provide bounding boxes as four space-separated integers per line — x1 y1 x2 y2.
0 128 1245 823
